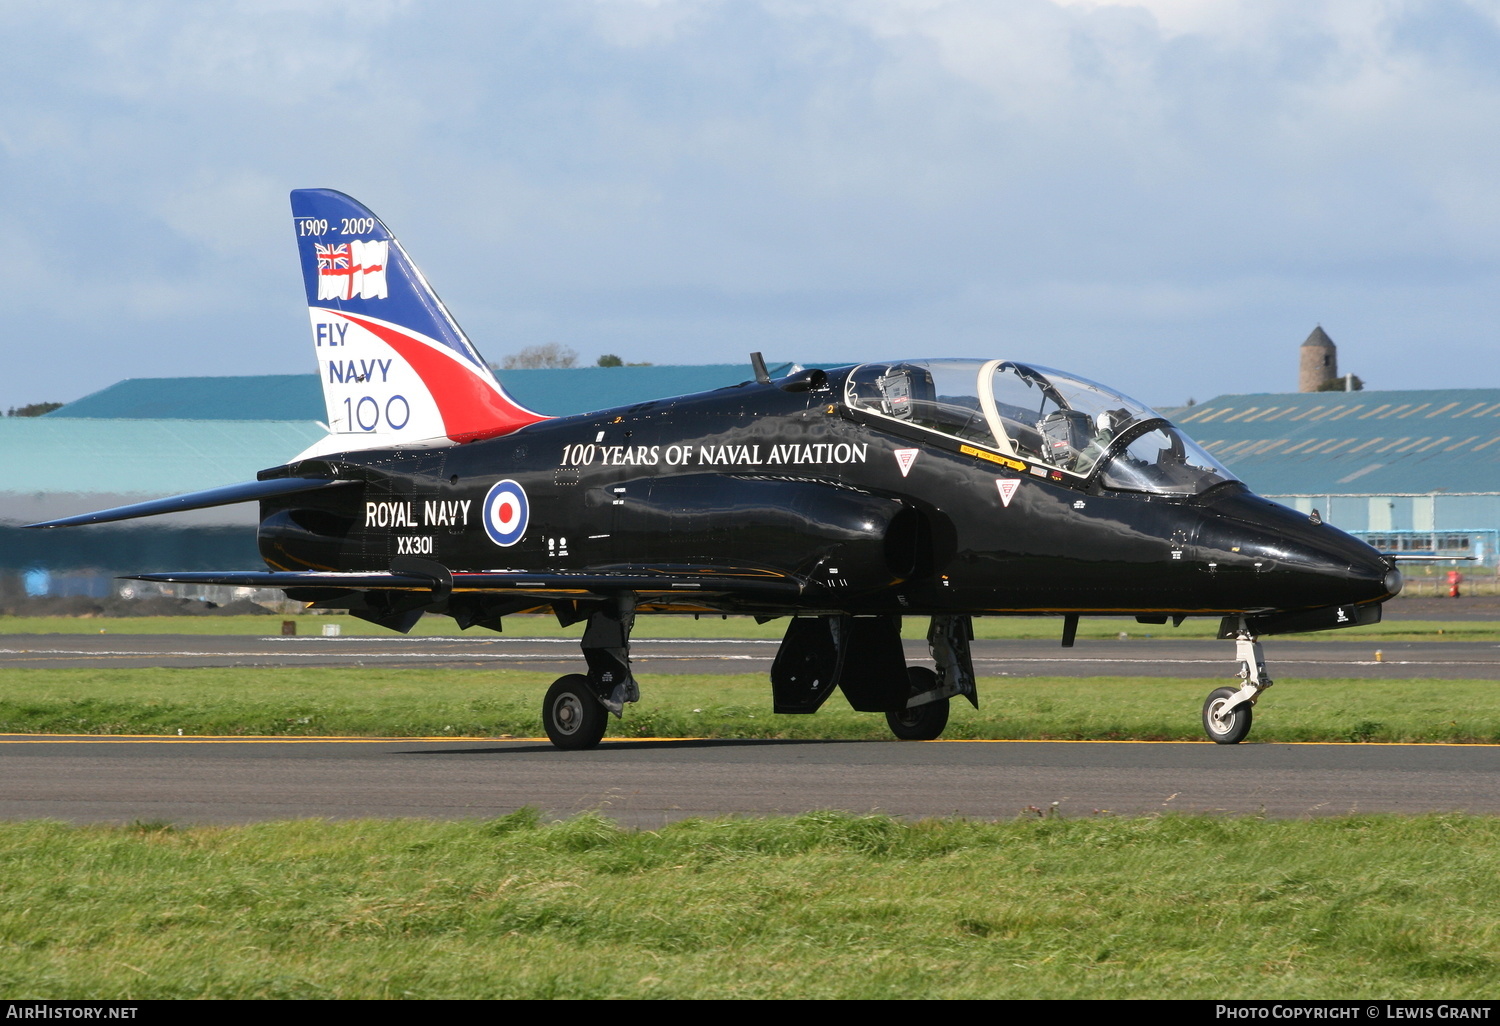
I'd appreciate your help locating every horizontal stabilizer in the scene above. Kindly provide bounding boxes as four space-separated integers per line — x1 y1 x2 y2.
25 477 355 529
125 567 804 601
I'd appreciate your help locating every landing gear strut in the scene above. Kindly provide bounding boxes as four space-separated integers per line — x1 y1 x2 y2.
885 615 979 741
1202 618 1273 744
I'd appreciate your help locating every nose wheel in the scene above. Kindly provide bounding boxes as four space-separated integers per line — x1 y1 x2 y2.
1202 686 1253 744
1201 620 1273 744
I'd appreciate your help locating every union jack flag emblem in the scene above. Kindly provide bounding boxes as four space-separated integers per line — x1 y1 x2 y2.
315 240 388 301
315 243 350 271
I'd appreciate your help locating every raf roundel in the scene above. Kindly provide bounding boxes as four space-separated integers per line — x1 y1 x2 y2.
482 479 529 547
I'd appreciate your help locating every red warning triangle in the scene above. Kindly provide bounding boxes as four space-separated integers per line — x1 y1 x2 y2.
894 448 919 477
996 478 1020 507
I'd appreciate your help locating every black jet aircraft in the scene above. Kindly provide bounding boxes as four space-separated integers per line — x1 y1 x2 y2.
29 189 1404 749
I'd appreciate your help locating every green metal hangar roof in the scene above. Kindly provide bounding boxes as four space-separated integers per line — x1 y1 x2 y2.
11 363 781 525
1175 389 1500 495
2 364 787 582
48 365 767 421
0 419 328 584
1174 389 1500 559
0 419 328 527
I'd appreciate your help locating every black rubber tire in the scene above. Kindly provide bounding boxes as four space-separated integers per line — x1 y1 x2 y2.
543 674 608 750
885 666 950 741
1202 686 1253 744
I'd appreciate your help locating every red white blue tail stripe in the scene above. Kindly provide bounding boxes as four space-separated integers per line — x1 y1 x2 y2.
291 189 546 449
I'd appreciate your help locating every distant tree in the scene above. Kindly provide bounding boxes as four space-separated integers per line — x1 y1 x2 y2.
501 343 578 369
1316 375 1364 392
7 402 63 417
597 354 623 367
626 360 653 367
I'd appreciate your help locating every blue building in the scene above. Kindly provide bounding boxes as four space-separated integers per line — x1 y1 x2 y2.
1173 389 1500 565
45 364 776 421
2 363 777 598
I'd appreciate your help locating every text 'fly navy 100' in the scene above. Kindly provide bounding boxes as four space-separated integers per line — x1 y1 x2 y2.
29 190 1404 748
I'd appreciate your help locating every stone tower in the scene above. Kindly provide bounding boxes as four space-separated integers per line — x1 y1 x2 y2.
1299 326 1337 392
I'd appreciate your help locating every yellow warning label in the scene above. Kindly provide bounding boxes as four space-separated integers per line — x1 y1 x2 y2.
959 445 1026 472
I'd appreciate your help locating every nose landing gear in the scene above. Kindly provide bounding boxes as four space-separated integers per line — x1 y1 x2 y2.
1203 619 1273 744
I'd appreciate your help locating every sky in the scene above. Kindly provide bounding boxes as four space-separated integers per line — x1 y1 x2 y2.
3 0 1499 412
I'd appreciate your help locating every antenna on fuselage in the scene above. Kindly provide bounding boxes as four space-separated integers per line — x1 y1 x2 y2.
750 352 771 385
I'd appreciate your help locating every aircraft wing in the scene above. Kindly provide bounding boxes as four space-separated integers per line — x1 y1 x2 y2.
124 566 805 602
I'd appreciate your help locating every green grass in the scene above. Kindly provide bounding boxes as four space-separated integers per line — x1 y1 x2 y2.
3 611 1497 642
1 812 1498 998
1 667 1496 743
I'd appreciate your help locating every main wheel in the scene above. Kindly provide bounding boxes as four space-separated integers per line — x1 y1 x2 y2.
886 666 950 741
1202 686 1253 744
543 674 608 750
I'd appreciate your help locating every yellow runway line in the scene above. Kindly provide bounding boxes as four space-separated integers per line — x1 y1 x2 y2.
0 734 1496 747
928 737 1500 747
0 734 554 744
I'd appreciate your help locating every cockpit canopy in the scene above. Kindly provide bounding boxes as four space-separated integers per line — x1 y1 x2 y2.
844 359 1236 497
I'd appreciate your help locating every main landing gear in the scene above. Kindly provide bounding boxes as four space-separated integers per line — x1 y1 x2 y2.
540 597 640 751
884 616 979 741
543 674 608 750
1202 617 1273 744
769 613 978 742
886 666 950 740
537 609 980 750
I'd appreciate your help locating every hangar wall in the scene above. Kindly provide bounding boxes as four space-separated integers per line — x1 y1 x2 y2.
3 365 769 601
0 418 326 602
1174 389 1500 567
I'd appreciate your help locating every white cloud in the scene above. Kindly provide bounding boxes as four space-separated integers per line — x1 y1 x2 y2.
587 0 720 46
1 0 1499 409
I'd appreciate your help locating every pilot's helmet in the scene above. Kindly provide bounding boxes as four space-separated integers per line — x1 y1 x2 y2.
1096 408 1131 436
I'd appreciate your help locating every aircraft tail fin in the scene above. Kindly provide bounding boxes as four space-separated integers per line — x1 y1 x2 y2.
290 189 546 450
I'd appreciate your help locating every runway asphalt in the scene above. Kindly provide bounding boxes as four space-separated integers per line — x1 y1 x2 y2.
2 632 1497 679
2 734 1497 826
3 614 1497 826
